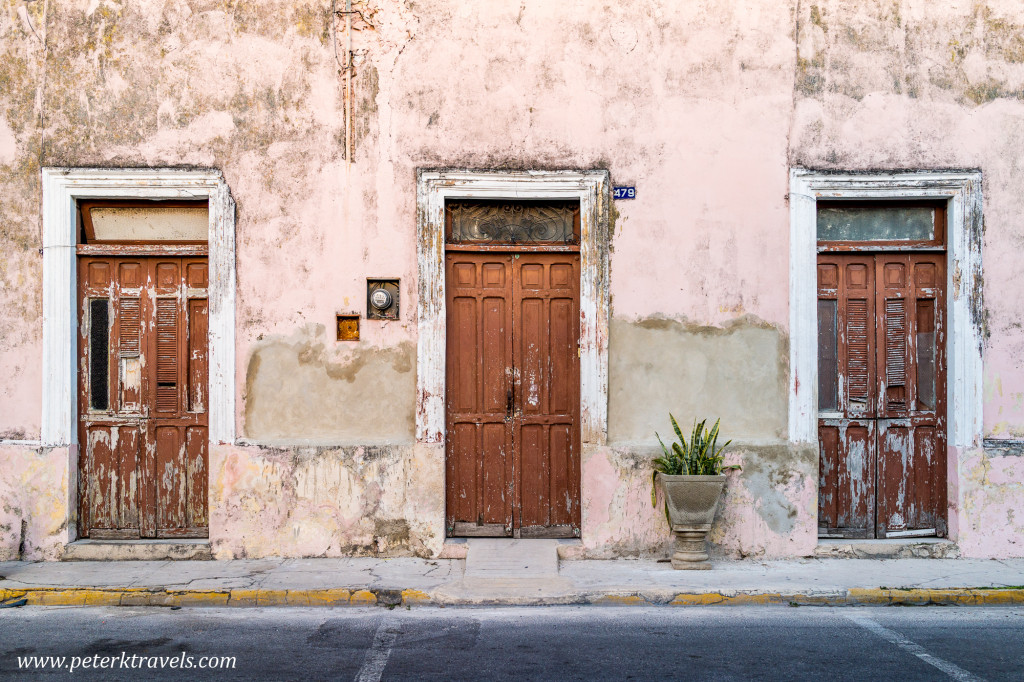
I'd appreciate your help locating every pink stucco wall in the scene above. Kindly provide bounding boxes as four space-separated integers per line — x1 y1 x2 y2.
0 1 1022 559
0 446 70 560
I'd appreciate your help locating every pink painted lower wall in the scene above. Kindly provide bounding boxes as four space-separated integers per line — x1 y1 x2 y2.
573 445 818 560
205 440 822 561
208 443 444 559
0 446 71 561
954 447 1024 559
4 438 1022 561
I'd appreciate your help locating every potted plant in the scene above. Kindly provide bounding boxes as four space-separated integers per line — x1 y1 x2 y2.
652 415 735 570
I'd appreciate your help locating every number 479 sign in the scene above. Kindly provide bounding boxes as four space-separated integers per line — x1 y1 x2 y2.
612 186 636 200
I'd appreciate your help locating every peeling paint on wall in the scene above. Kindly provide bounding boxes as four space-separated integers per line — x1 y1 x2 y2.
574 442 817 560
209 441 443 559
955 446 1024 558
0 446 70 561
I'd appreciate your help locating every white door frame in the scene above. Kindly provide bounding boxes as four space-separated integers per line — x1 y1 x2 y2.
415 169 611 446
40 168 236 448
788 169 984 449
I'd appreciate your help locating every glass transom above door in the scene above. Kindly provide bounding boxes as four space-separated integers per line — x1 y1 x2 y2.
817 203 942 244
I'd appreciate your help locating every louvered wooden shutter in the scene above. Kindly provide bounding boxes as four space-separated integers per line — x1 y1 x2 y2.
119 298 141 356
883 298 908 411
846 299 870 406
155 298 179 413
839 258 875 416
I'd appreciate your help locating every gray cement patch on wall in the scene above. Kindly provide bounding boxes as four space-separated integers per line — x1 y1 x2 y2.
607 316 788 444
244 330 416 443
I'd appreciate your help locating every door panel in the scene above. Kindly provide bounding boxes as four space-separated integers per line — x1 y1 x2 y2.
842 258 876 418
513 254 580 536
82 424 143 537
185 426 209 529
817 254 877 537
817 252 946 539
818 419 876 537
445 252 581 538
155 424 185 532
874 253 946 537
78 256 209 539
445 254 514 536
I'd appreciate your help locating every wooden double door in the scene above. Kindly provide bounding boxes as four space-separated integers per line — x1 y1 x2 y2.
445 252 581 538
817 253 947 538
78 256 209 539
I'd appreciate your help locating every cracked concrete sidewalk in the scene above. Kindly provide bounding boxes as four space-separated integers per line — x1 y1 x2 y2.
1 557 1023 607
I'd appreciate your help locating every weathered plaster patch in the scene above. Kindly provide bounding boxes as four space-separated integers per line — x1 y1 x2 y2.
244 325 415 443
733 443 813 536
209 441 443 559
955 447 1024 558
580 446 672 559
607 315 788 443
983 439 1024 457
791 1 1024 169
0 446 70 561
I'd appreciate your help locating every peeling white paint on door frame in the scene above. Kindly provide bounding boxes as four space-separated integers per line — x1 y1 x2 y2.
41 168 236 447
788 169 983 449
415 169 610 445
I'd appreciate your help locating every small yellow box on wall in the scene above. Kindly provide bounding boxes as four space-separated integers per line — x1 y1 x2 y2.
337 314 359 341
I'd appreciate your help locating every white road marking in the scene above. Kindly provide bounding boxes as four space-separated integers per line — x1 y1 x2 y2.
844 612 985 682
354 618 400 682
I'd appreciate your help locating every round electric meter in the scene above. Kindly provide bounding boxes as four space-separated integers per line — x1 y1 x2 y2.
370 288 393 310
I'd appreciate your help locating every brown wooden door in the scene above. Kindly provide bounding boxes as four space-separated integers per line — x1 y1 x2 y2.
445 252 581 538
817 253 946 538
78 257 209 539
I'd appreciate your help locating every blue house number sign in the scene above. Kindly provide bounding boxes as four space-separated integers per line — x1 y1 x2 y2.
613 186 636 200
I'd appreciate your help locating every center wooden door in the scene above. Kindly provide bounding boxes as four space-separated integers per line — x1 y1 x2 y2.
445 252 581 538
817 253 946 538
78 256 209 539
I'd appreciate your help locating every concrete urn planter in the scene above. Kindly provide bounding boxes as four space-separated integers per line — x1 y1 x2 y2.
657 473 727 570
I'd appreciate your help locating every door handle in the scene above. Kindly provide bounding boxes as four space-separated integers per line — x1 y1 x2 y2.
506 388 513 418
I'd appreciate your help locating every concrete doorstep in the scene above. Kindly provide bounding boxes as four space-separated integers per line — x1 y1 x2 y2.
1 555 1023 609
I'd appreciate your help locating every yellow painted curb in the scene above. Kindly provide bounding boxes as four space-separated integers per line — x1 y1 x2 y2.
401 589 431 606
727 593 790 605
80 590 124 607
846 588 892 605
669 593 812 606
591 594 649 606
165 591 231 607
861 588 1024 606
972 589 1024 605
669 593 727 606
304 588 353 606
350 589 377 606
228 589 260 606
1 589 26 603
666 589 1024 606
227 588 353 606
788 594 843 606
35 590 89 606
2 586 1023 608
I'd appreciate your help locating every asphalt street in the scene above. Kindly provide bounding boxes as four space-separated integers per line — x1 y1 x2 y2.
1 606 1022 681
